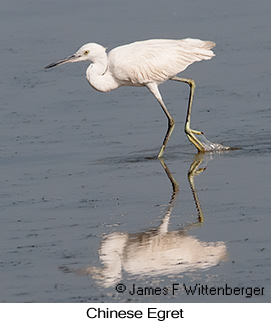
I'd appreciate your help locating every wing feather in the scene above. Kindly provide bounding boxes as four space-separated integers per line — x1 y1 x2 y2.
108 38 215 84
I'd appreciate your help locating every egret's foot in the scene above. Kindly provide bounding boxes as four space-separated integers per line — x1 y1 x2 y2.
185 127 206 152
186 127 231 153
190 128 203 136
157 145 165 158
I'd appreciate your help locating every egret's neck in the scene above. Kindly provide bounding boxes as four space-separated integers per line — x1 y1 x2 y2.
86 55 119 92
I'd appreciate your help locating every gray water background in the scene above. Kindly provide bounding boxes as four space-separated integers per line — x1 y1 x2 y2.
1 0 271 302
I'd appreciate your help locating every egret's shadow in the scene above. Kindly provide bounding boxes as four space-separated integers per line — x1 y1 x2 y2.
60 155 228 287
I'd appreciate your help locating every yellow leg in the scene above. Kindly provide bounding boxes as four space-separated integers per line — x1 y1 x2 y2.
171 77 206 152
188 154 205 223
146 83 175 158
157 118 175 158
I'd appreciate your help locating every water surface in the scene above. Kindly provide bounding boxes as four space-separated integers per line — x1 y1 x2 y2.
1 0 271 303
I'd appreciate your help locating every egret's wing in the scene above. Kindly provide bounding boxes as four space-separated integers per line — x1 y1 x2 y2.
108 38 215 84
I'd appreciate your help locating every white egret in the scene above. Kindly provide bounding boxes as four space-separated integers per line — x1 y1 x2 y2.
45 38 220 157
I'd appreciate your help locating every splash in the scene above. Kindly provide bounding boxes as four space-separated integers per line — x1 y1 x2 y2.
200 133 231 152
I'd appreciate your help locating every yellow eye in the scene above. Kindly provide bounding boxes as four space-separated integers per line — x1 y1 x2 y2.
84 50 90 55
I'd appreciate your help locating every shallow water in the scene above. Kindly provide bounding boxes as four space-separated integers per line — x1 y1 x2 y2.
1 0 271 303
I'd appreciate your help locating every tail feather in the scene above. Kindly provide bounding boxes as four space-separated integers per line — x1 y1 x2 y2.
183 38 216 50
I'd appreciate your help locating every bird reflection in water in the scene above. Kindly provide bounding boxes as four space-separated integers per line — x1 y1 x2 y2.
62 155 228 287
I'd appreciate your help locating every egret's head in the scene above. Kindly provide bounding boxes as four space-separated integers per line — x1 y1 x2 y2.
44 43 107 69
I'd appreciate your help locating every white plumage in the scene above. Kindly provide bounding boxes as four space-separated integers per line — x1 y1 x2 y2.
45 38 217 157
108 38 215 85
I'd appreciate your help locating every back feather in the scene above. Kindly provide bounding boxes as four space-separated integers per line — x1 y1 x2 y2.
108 38 215 84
